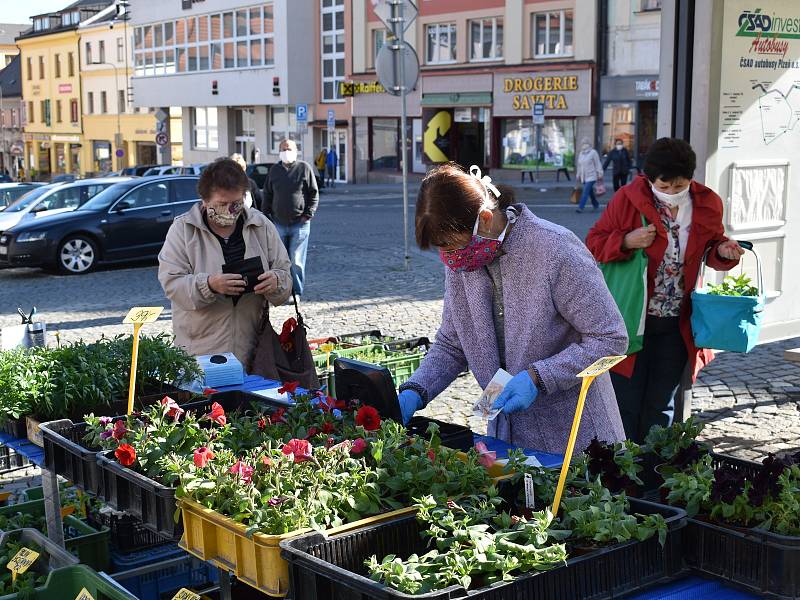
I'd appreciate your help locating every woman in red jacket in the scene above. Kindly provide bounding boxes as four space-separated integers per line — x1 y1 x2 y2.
586 138 744 442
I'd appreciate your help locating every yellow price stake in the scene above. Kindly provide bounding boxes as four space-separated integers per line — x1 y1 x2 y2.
320 342 335 370
7 547 39 583
122 306 164 415
75 587 95 600
171 589 201 600
123 306 164 324
550 355 627 516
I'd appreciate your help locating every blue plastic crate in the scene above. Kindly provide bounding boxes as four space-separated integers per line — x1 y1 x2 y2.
110 542 218 600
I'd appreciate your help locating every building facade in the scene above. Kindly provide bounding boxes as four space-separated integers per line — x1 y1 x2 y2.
599 0 661 166
79 13 162 173
17 1 114 179
0 25 27 68
0 55 25 176
129 0 318 170
349 0 598 183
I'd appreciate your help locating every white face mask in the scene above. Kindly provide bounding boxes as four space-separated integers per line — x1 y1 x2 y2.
615 144 624 150
280 149 297 164
650 184 691 208
581 143 590 151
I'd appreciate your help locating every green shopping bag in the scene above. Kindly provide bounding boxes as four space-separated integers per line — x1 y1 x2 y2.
598 216 649 355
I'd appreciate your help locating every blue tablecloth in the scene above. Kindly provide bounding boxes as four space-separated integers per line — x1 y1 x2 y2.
208 374 283 394
474 434 564 468
0 432 44 466
626 576 761 599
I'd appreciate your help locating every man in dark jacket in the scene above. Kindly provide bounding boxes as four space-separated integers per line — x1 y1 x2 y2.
603 139 633 191
262 139 319 296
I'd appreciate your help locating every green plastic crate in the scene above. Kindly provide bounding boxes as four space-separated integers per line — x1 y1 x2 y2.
0 500 110 571
3 565 138 600
322 344 426 397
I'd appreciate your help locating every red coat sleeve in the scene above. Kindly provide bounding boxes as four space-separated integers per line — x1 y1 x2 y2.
702 195 740 272
585 190 635 263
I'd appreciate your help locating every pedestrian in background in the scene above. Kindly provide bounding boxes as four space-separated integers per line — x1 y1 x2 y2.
158 158 292 368
575 137 604 213
315 148 327 188
230 153 262 209
603 139 633 191
262 139 319 296
325 147 338 188
586 137 744 442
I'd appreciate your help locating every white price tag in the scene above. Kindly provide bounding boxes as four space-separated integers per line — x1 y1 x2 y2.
524 472 535 509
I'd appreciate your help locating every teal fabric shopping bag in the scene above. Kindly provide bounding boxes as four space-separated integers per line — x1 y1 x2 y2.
691 241 764 353
598 215 649 355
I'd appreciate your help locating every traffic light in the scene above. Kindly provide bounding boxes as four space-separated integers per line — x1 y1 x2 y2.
273 77 280 96
212 80 218 95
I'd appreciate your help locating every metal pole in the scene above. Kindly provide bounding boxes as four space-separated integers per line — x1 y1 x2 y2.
394 1 410 270
0 85 5 174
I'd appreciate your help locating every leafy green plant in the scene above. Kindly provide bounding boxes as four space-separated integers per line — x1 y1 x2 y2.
707 274 758 297
661 454 714 517
0 539 48 599
367 493 568 594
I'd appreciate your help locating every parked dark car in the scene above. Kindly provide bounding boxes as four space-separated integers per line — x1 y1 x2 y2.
245 162 274 189
120 165 156 176
0 175 200 274
50 174 77 183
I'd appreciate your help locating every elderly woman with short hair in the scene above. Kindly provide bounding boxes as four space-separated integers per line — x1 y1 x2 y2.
158 158 292 367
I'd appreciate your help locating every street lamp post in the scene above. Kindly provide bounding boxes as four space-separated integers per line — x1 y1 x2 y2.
91 61 121 171
0 84 5 175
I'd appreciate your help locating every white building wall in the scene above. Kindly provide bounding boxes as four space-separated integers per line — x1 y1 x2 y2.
606 0 661 76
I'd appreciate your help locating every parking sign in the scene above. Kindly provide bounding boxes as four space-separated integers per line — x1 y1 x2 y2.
296 104 308 123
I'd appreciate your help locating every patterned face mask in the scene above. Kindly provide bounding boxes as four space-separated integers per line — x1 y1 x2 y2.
206 200 244 227
439 166 515 273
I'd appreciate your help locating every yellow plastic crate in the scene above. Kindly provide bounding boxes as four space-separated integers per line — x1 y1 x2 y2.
177 498 416 597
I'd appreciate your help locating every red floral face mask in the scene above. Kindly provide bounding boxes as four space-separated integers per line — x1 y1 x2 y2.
439 208 515 273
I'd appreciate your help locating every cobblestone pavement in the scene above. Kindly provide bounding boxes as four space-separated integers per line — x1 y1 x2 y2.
1 183 797 469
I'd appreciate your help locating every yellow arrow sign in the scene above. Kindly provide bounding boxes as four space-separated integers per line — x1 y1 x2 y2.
550 355 627 516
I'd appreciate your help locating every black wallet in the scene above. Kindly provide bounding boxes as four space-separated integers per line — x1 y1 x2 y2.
222 256 264 294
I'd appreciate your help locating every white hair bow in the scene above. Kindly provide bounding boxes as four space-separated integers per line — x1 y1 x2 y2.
469 165 501 205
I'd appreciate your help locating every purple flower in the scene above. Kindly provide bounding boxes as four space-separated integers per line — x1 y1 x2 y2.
268 496 287 507
99 417 112 427
100 430 113 440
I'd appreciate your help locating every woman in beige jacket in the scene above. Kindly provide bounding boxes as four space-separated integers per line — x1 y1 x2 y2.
158 158 292 368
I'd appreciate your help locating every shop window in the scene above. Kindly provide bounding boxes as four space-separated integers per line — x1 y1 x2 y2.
193 107 219 151
321 0 345 101
500 118 576 170
373 29 386 64
532 10 573 58
602 103 635 154
470 18 503 61
426 23 457 64
641 0 662 10
371 118 399 170
270 106 302 153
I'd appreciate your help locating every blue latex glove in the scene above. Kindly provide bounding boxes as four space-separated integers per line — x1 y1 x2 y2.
398 389 423 425
491 371 538 414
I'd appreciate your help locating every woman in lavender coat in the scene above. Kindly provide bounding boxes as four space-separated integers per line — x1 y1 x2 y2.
398 164 628 454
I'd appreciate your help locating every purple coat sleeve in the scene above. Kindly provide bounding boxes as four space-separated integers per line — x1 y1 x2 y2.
405 278 468 404
531 233 628 395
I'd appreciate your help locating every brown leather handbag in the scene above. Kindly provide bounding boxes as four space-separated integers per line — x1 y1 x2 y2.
250 293 320 390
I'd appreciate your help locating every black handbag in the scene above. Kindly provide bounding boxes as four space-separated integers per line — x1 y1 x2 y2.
250 293 320 390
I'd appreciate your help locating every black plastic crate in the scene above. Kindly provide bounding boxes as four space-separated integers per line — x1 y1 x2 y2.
281 498 686 600
87 508 171 553
383 337 431 352
0 418 27 440
681 452 799 599
0 444 30 473
41 420 101 495
406 416 474 453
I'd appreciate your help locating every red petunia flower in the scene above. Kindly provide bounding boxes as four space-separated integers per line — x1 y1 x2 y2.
207 402 226 426
321 422 335 434
111 419 127 441
306 427 319 439
427 449 436 463
278 381 300 395
229 460 254 484
193 447 214 468
282 438 313 463
355 405 381 431
161 396 185 421
268 408 286 425
350 438 367 455
257 418 267 430
115 444 136 467
318 395 337 413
